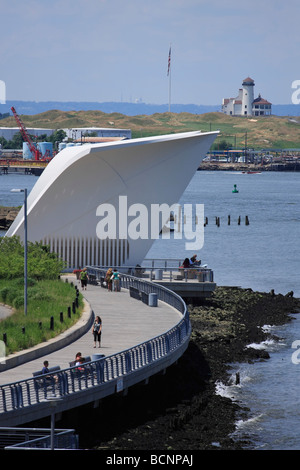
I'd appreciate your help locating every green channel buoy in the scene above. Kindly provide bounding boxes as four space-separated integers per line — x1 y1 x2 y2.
232 184 239 193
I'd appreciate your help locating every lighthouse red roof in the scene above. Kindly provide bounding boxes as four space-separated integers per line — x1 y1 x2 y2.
253 94 272 105
242 77 255 86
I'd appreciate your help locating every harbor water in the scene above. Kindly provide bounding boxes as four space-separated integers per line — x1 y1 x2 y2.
1 169 300 449
149 169 300 450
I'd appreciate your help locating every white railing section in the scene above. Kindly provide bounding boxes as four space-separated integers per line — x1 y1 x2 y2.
1 427 78 450
0 270 191 418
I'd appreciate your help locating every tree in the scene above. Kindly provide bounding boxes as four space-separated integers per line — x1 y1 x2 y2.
47 129 67 145
211 139 232 151
10 132 24 149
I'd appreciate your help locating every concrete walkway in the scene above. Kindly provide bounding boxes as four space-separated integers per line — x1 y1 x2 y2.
0 304 13 321
0 276 182 386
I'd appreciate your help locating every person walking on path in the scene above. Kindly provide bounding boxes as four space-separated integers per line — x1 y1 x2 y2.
105 268 113 291
80 268 89 290
111 269 121 292
92 316 102 348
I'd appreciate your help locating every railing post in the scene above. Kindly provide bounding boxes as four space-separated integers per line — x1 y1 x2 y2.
1 388 7 412
146 343 152 363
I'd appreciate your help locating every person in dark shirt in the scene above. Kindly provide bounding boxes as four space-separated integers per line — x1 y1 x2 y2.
42 360 49 374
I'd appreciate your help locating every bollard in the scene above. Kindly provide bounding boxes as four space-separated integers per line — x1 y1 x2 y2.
22 327 25 335
75 296 79 308
245 215 249 225
60 311 64 322
228 215 230 225
238 216 241 225
3 333 7 345
68 306 71 318
50 316 54 330
72 301 76 314
39 321 42 329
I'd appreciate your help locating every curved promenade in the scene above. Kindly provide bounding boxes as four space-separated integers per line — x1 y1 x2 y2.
0 273 191 426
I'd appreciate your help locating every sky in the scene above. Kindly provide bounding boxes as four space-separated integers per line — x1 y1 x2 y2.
0 0 299 105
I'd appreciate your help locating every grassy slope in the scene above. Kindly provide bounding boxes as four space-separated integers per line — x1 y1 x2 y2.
0 279 83 355
1 111 300 149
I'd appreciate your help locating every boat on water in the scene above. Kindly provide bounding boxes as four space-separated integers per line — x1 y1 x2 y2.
242 170 262 174
6 130 218 269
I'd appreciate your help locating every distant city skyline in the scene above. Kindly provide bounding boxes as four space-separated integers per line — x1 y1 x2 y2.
1 0 299 106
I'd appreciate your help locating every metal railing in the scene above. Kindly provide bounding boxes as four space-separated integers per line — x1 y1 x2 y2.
0 427 78 450
141 258 214 282
89 260 214 283
0 271 191 422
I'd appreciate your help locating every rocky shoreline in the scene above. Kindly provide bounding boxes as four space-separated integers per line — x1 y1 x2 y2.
66 286 300 451
198 162 300 172
0 207 19 230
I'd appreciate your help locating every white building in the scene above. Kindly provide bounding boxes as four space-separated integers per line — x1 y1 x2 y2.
0 127 53 141
63 127 131 141
222 77 272 116
0 126 131 142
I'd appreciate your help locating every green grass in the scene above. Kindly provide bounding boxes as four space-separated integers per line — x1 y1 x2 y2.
0 278 83 355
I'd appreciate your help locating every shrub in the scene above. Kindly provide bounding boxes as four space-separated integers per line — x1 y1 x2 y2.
0 287 9 303
0 236 65 280
13 296 24 309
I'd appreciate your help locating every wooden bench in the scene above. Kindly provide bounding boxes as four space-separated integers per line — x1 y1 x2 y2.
141 291 149 305
32 365 61 390
87 274 98 285
129 286 141 300
32 365 61 377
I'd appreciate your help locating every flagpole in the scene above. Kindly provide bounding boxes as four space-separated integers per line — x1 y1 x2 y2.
168 62 171 112
168 45 171 112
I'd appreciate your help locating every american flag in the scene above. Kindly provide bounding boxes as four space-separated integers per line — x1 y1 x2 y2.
167 47 171 76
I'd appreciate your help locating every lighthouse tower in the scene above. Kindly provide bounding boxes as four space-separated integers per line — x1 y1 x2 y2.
241 77 255 116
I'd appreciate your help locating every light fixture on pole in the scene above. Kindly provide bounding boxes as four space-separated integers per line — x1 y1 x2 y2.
10 188 27 315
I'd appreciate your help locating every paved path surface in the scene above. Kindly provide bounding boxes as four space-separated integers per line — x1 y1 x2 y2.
0 276 181 385
0 304 13 321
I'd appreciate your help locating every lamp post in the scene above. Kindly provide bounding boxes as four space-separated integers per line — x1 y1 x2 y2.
11 188 27 315
47 395 62 450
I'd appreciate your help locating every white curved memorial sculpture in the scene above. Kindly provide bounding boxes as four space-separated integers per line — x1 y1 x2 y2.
7 130 218 268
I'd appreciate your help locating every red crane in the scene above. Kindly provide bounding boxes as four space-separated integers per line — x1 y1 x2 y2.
11 106 43 161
